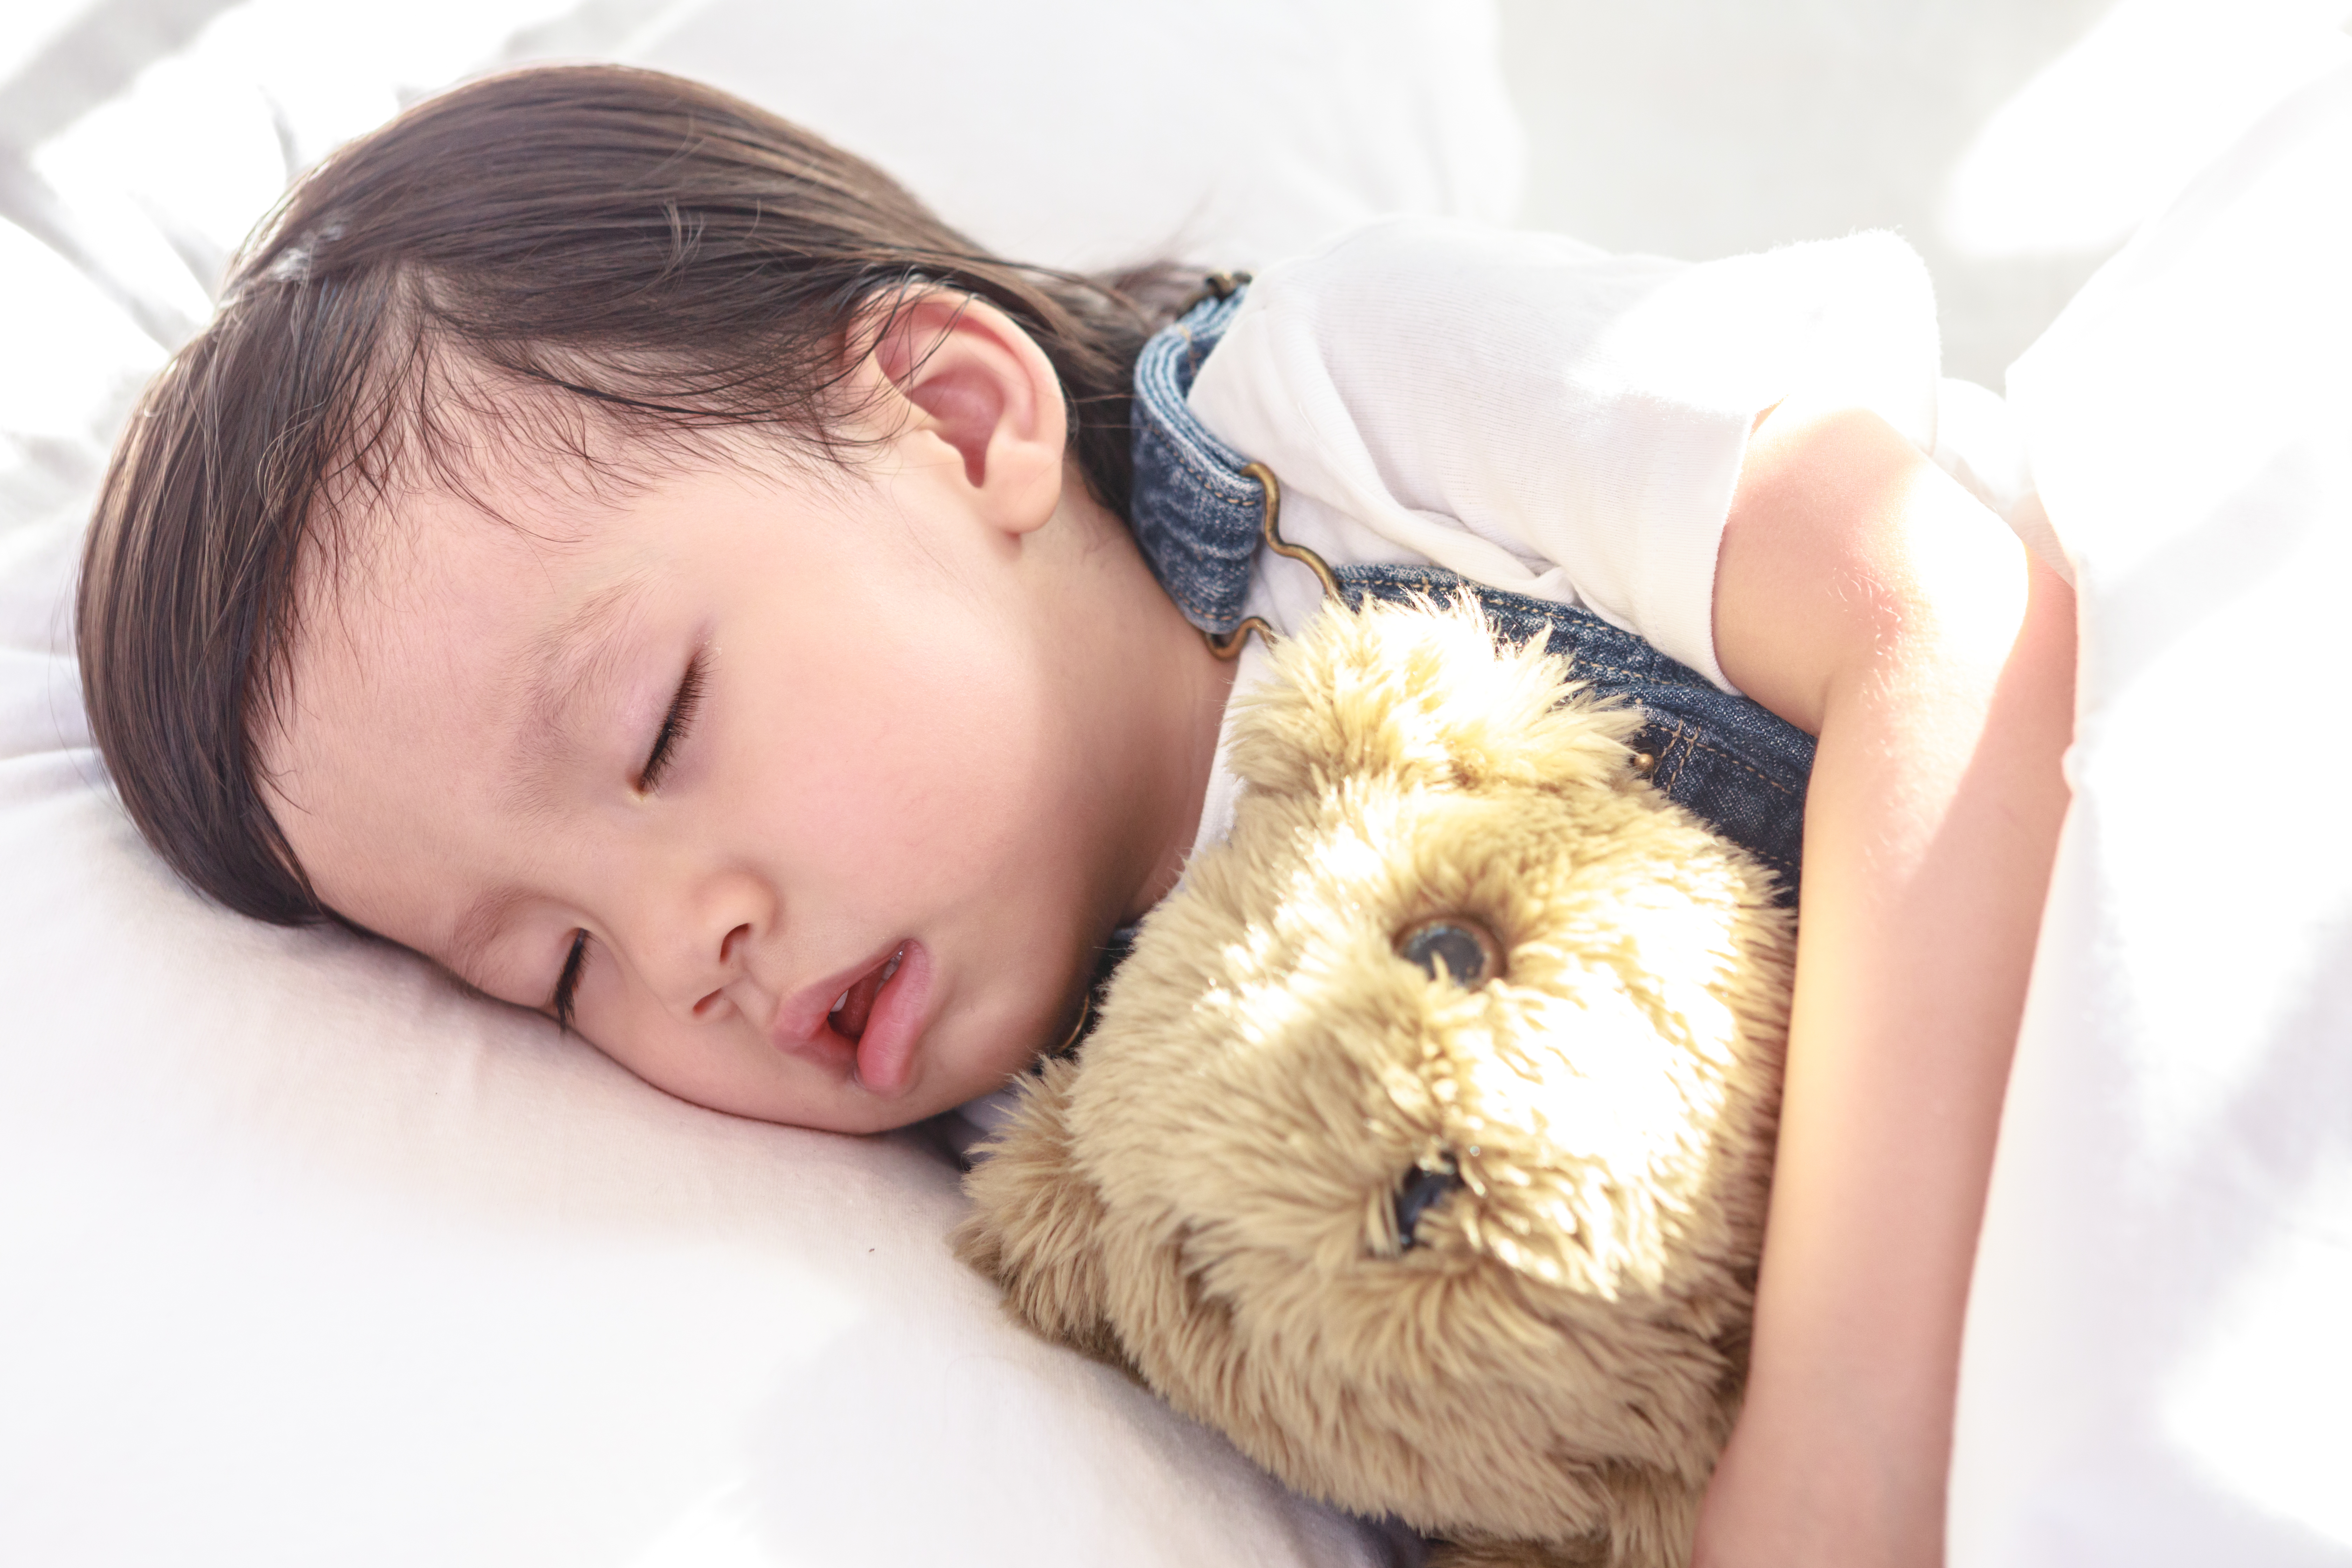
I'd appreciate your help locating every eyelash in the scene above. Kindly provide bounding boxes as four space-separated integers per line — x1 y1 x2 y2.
638 654 706 792
551 929 590 1032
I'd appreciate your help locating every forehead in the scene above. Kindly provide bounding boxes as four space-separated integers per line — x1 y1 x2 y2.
288 408 802 689
262 481 604 896
294 474 597 707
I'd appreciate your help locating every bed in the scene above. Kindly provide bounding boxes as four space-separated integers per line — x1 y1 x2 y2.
4 3 2348 1564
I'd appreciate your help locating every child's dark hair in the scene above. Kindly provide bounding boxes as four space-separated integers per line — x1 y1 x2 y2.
77 64 1176 930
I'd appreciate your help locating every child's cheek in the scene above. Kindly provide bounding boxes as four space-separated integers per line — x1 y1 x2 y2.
863 695 1051 879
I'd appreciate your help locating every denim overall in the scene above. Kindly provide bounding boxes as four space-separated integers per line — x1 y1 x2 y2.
1128 283 1818 902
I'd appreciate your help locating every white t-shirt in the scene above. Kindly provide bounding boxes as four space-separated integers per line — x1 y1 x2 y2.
1181 216 2021 859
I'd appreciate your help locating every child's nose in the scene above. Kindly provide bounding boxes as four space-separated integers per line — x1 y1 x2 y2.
639 870 771 1017
688 924 755 1019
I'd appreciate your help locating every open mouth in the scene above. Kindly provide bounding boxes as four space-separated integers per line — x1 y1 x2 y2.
827 945 905 1043
775 939 931 1097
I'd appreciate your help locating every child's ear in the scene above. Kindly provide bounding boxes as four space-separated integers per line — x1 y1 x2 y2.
854 290 1067 537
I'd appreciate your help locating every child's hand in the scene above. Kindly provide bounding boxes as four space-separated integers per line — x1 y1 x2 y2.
1691 402 2077 1567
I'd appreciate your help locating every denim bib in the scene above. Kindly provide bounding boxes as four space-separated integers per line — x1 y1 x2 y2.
1129 283 1817 900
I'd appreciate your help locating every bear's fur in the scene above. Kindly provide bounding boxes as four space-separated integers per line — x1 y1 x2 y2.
956 598 1794 1568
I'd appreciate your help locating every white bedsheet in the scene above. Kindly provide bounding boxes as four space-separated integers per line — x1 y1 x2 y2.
1952 58 2352 1567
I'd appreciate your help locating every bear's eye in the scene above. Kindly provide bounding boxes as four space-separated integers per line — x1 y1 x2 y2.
1392 1160 1462 1252
1395 917 1502 986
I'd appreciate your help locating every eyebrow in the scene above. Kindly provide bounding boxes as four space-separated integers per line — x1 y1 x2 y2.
519 572 660 755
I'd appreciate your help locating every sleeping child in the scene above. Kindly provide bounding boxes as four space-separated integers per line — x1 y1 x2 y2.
74 65 2075 1568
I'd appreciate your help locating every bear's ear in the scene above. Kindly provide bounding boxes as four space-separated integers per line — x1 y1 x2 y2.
1228 596 1644 799
952 1057 1128 1368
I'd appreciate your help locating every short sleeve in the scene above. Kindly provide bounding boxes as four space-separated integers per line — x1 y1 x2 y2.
1184 217 1942 690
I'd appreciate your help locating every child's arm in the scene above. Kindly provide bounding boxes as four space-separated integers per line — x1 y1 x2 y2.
1692 402 2077 1568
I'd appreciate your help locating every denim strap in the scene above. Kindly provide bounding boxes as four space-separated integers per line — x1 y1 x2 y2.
1129 286 1265 637
1336 567 1815 901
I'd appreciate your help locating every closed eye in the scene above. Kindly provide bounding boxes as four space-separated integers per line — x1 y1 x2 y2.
638 653 706 792
551 929 590 1032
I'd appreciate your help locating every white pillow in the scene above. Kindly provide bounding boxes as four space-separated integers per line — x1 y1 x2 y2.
0 2 1516 1561
627 0 1522 272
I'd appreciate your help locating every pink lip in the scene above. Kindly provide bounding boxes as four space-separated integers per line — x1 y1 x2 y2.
770 938 934 1097
849 939 931 1096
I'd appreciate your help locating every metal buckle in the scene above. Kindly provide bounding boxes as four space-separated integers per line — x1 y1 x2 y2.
1206 461 1342 660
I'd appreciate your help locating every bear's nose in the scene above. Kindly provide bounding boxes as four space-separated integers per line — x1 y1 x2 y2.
1393 1161 1462 1251
1395 917 1502 985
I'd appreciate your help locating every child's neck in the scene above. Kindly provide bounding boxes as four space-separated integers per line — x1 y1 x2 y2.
1036 462 1239 931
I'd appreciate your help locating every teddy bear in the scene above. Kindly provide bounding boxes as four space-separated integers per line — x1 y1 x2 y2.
954 594 1796 1568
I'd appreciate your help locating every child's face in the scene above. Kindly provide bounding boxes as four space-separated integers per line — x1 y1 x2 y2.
264 437 1145 1133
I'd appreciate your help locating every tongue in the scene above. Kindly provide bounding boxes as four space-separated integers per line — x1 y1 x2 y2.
833 963 887 1041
